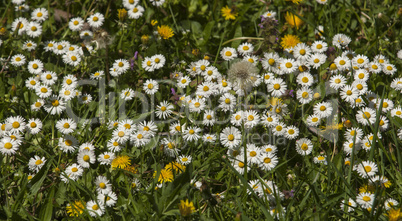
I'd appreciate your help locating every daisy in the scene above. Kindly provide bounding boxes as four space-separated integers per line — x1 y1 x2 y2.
161 138 180 157
196 82 217 98
384 199 399 210
311 40 328 53
244 110 260 128
151 54 166 70
340 85 359 103
56 118 77 134
295 138 313 155
95 176 112 194
259 153 278 171
128 5 145 19
67 17 84 32
86 200 105 217
107 139 124 152
183 126 201 142
390 78 402 91
340 199 356 212
149 0 165 6
27 59 44 74
137 121 158 136
343 140 361 155
334 56 351 71
98 152 115 165
308 53 327 69
313 155 327 164
268 78 287 97
155 101 174 119
143 79 159 95
177 155 192 165
31 99 45 111
202 134 216 143
195 59 210 75
0 137 19 155
368 61 381 74
279 58 297 74
293 43 312 62
121 88 135 101
353 69 369 82
59 135 78 153
220 126 242 149
218 93 236 112
87 12 105 28
220 47 237 60
231 111 244 126
27 118 42 134
262 10 276 18
98 192 118 207
243 55 259 65
26 77 41 90
391 107 402 118
123 0 139 8
352 54 369 68
11 17 28 35
80 30 93 40
77 149 96 168
113 59 130 74
217 78 232 93
272 122 286 136
203 110 216 126
90 70 104 80
284 125 299 140
40 71 58 85
345 127 364 141
232 156 249 175
378 115 389 131
314 102 333 118
169 122 184 135
332 33 351 49
296 87 313 104
356 107 376 126
31 8 48 22
7 116 26 134
383 63 397 76
10 54 26 67
63 52 81 67
62 163 83 182
245 144 262 165
26 21 42 38
352 80 368 95
237 42 253 55
130 131 151 147
296 72 314 87
22 41 37 51
356 192 375 209
355 161 378 178
262 72 274 84
177 76 191 88
329 74 346 90
59 87 76 101
262 52 280 72
28 155 46 172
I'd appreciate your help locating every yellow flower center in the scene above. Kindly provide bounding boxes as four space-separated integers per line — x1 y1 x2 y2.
273 84 280 90
206 115 212 120
35 159 42 165
4 142 12 149
161 106 167 111
73 20 79 25
93 17 99 21
312 117 318 122
12 122 20 128
66 79 72 85
358 73 365 79
302 77 309 83
33 64 39 69
268 58 275 65
346 90 352 96
238 162 244 168
99 182 106 189
65 140 72 146
243 46 249 51
137 134 143 139
225 51 232 57
339 60 346 65
276 125 282 131
104 155 110 159
302 92 309 98
264 157 271 163
357 58 364 64
235 115 241 120
154 58 160 63
189 129 195 134
52 99 59 107
250 151 257 157
83 155 90 162
92 205 99 210
113 141 119 146
227 134 234 141
318 156 325 161
362 196 371 202
225 98 230 104
316 44 322 49
299 49 306 55
118 131 125 137
320 106 326 111
314 58 320 63
288 129 294 135
301 143 308 151
285 62 292 68
356 84 363 90
194 102 200 108
30 122 37 128
63 123 70 128
71 167 78 172
35 102 41 107
31 26 37 31
363 112 371 119
71 56 77 61
203 86 209 91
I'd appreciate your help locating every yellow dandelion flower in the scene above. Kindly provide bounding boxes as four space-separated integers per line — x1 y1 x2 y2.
157 25 174 40
123 165 138 174
141 35 149 44
111 155 131 169
285 12 304 29
151 20 158 26
66 201 85 217
118 8 127 21
165 162 186 174
280 34 300 49
221 6 238 20
387 208 402 221
179 199 195 217
153 168 174 183
192 49 200 56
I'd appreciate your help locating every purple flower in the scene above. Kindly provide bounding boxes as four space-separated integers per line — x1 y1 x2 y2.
134 51 138 60
130 59 134 70
289 90 294 97
171 88 176 96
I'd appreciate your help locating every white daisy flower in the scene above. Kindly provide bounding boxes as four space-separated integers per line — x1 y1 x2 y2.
128 5 145 19
177 76 191 88
272 122 286 136
262 52 280 72
268 78 287 97
262 10 276 18
68 17 84 31
10 54 26 67
295 138 313 155
63 52 81 67
22 41 37 51
97 192 117 207
284 125 299 140
26 21 42 37
230 111 244 126
113 59 130 74
202 134 216 143
353 69 369 82
107 139 124 152
130 131 151 147
149 0 165 6
259 153 278 171
87 12 105 29
220 126 242 149
243 55 259 65
123 0 139 8
244 110 260 128
27 59 44 74
313 155 327 164
31 99 45 111
11 17 28 35
311 40 328 53
220 47 237 61
121 88 135 101
86 200 105 217
40 71 58 85
383 63 397 76
296 72 314 87
183 126 202 142
308 53 327 69
237 42 254 55
218 93 236 112
313 102 333 118
95 175 112 194
340 85 359 103
6 116 26 134
296 87 313 104
98 152 115 165
293 43 312 62
143 79 159 95
280 58 297 74
334 56 351 71
151 54 166 70
177 155 192 165
203 110 216 126
77 149 96 168
61 163 83 183
28 155 46 172
0 137 19 155
156 101 174 119
384 199 399 211
56 118 77 134
356 107 376 126
80 30 93 40
27 118 42 134
354 161 378 178
31 8 48 22
356 192 375 209
391 107 402 118
59 135 78 153
332 33 351 49
90 70 104 80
